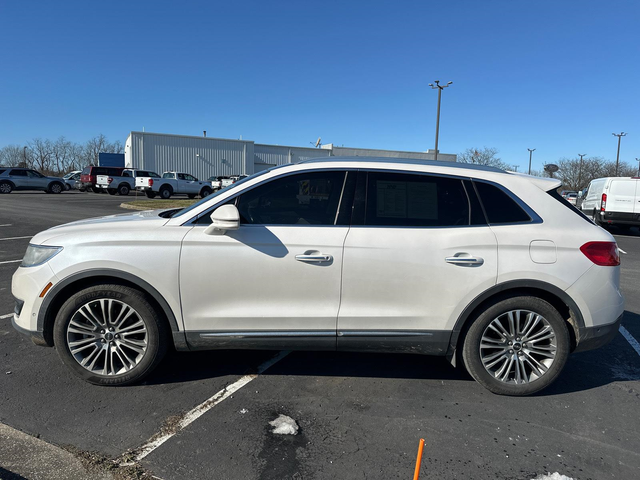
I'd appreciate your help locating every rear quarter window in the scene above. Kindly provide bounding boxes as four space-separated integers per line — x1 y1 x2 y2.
474 181 531 224
0 169 5 175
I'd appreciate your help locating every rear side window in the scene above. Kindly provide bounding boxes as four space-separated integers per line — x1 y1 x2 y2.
0 169 5 175
82 167 91 175
474 181 531 224
364 172 470 227
9 169 28 176
548 189 594 224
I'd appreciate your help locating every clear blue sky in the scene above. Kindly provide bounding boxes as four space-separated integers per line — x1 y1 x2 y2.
1 0 638 171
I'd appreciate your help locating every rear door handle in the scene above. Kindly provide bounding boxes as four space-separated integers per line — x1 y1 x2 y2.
296 254 333 263
445 255 484 266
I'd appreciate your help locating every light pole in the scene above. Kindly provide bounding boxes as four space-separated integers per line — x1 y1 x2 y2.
636 157 640 176
22 146 28 168
612 132 627 176
578 153 586 190
428 80 453 161
527 148 536 175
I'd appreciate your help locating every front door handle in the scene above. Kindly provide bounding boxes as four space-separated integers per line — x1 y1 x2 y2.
295 254 333 264
445 255 484 266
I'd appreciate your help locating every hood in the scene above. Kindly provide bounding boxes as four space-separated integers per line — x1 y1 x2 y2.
31 209 173 245
46 175 65 181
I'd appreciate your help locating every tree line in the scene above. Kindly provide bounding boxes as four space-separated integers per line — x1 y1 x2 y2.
0 135 123 176
458 147 639 191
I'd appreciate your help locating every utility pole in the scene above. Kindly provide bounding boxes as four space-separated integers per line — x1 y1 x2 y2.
22 146 28 168
636 157 640 176
428 80 453 161
578 153 586 190
527 148 536 175
612 132 627 176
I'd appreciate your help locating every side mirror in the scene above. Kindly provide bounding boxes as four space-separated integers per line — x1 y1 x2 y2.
204 204 240 235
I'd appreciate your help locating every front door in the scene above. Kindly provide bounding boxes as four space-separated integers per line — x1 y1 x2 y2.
179 170 353 350
337 171 498 354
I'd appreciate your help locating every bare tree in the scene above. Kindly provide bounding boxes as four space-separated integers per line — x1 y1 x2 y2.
28 138 54 173
458 147 511 170
0 145 28 167
557 156 638 191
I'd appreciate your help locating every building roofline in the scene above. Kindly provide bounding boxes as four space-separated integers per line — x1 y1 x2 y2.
128 131 253 144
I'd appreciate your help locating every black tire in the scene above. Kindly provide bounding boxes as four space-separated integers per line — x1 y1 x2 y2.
48 182 64 194
200 187 212 198
187 194 196 199
107 188 117 195
462 295 570 396
91 186 101 193
118 184 130 196
53 284 168 386
0 181 13 194
145 191 157 199
159 186 172 199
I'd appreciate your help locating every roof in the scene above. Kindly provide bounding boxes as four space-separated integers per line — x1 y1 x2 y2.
300 156 506 173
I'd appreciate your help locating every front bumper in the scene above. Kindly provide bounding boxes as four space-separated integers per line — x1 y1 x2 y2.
574 313 622 352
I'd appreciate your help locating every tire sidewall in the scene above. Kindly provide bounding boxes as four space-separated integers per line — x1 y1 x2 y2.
160 187 171 199
462 295 570 396
53 285 166 386
0 181 13 194
119 184 130 196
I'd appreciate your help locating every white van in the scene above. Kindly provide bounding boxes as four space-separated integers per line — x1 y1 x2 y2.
581 177 640 229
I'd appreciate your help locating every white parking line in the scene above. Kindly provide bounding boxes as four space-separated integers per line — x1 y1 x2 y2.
0 260 22 265
129 350 290 463
0 313 13 320
621 326 640 357
0 224 12 227
0 236 32 241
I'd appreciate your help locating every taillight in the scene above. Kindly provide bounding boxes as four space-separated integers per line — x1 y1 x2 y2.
107 177 113 183
600 193 607 211
148 179 153 186
580 241 620 266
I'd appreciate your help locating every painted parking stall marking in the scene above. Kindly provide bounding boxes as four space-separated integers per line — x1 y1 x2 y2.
0 313 13 320
127 350 291 463
621 326 640 357
0 236 32 241
0 260 22 265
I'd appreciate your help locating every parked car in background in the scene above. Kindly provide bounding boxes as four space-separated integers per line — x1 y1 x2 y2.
0 167 66 194
62 171 82 191
79 166 125 193
12 158 623 396
565 192 578 205
96 169 160 196
207 176 222 191
581 177 640 230
135 171 212 199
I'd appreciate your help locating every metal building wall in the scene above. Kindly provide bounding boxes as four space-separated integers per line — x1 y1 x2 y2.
127 132 252 180
253 144 331 170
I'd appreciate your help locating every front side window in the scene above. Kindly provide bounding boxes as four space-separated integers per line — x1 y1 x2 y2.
364 172 470 227
27 170 44 178
235 171 346 225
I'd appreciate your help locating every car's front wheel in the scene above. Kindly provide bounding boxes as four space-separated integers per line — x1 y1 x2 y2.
145 191 156 199
49 182 64 194
53 284 168 386
462 295 570 396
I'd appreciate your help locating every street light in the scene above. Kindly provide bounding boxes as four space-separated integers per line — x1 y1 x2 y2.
612 132 627 176
636 157 640 177
527 148 536 175
578 153 586 190
428 80 453 161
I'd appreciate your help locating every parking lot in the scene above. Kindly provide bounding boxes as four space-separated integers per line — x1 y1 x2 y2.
1 192 640 480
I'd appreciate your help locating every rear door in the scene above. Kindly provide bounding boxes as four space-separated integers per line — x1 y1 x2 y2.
9 169 29 189
337 171 498 354
607 179 637 214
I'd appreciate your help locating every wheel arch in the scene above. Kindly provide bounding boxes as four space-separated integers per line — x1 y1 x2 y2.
0 179 16 188
38 269 187 350
447 280 583 366
48 180 64 190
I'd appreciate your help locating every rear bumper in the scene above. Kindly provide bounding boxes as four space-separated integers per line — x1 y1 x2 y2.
574 313 622 352
598 211 640 226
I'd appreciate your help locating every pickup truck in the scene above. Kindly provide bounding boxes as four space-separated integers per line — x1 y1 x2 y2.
208 175 249 191
96 169 160 196
135 171 213 199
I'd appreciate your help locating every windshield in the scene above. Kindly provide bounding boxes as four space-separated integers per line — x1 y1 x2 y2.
171 168 275 218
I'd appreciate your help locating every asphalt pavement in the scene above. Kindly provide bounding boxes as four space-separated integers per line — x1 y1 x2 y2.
0 191 639 480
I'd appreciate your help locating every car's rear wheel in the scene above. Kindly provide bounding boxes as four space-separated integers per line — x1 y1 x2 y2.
159 186 172 199
0 181 13 194
187 194 196 199
107 188 117 195
118 184 130 196
462 295 570 396
145 191 156 199
200 187 212 198
53 284 168 386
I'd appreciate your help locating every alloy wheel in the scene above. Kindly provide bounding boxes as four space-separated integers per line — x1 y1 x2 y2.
479 309 557 384
66 298 148 376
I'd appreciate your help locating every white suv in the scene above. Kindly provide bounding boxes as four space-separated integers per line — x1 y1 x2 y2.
11 158 624 395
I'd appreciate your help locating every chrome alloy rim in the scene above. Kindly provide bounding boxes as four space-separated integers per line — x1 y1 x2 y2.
66 299 148 375
480 309 557 384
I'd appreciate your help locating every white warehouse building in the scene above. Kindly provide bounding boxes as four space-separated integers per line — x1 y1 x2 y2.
124 131 457 180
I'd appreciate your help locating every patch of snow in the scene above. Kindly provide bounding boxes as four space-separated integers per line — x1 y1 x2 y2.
531 473 574 480
269 414 299 435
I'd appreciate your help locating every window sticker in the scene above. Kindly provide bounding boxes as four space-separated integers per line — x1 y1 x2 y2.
376 181 407 218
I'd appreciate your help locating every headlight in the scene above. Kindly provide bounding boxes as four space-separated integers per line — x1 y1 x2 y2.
21 244 63 267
